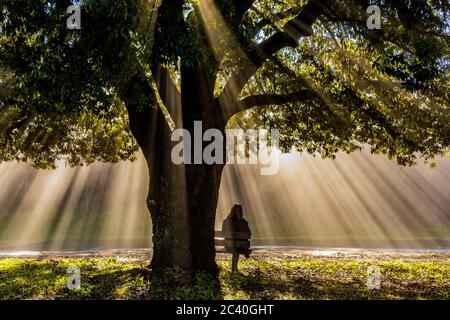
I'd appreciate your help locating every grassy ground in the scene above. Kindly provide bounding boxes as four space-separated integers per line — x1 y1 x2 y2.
0 251 449 300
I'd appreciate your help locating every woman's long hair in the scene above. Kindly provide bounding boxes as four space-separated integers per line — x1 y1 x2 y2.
227 203 243 221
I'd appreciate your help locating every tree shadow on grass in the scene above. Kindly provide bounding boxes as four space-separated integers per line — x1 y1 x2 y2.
56 267 224 300
0 259 223 300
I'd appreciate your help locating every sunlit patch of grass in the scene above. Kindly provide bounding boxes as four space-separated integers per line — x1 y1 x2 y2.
0 257 448 300
219 258 450 300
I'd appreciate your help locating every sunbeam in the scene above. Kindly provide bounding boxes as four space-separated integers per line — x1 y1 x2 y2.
0 149 448 251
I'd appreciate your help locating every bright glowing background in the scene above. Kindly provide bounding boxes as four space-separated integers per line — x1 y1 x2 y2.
0 149 449 250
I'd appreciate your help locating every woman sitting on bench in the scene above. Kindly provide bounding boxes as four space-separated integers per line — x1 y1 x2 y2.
222 203 252 273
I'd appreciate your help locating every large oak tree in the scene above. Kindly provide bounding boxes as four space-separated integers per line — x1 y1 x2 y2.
1 0 449 277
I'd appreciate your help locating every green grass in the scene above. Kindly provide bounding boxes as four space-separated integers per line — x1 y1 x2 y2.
0 257 448 300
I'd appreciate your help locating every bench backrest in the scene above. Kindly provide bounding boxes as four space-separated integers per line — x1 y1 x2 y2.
214 231 251 249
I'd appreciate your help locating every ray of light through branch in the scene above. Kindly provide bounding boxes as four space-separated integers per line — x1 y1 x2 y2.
0 149 449 251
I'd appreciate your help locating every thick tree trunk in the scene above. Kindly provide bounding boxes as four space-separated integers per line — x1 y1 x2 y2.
145 143 224 276
132 106 224 276
146 62 224 276
123 65 224 278
123 0 227 279
132 110 225 276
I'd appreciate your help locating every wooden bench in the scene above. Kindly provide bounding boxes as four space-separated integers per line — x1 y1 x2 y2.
215 231 251 273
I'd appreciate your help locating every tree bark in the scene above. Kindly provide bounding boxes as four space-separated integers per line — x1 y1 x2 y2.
122 62 224 277
154 63 225 276
145 141 224 276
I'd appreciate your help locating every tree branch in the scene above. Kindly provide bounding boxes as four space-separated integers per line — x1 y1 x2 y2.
232 0 256 24
152 66 182 128
251 0 327 67
219 0 327 122
119 69 164 157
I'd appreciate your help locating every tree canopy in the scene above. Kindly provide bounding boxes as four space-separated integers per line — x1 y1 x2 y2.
1 0 449 168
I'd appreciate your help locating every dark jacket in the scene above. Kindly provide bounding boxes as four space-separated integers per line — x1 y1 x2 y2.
221 217 251 253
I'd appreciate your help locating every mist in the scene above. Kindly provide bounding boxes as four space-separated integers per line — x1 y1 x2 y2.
0 149 449 250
